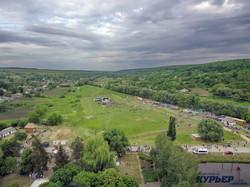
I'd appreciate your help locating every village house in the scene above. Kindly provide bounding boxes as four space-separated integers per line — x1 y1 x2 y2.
0 127 16 138
24 123 37 133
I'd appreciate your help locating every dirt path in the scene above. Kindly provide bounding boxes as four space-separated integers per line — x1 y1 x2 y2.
137 155 145 186
223 127 250 143
30 178 49 187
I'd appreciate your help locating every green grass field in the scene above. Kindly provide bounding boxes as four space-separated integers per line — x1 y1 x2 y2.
0 85 245 145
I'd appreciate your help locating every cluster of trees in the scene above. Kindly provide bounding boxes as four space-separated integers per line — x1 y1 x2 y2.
19 138 49 176
28 108 63 126
41 166 138 187
0 120 27 131
28 108 47 124
0 131 28 175
119 59 250 101
37 129 138 187
150 133 201 187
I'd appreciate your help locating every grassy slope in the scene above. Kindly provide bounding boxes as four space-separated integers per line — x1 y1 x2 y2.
0 85 244 145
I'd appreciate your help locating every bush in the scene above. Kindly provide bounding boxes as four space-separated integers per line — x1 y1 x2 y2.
142 169 158 183
17 120 27 129
138 153 153 163
0 123 7 131
14 132 27 141
47 113 63 126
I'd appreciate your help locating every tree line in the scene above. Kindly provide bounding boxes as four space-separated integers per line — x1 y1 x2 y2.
106 85 250 122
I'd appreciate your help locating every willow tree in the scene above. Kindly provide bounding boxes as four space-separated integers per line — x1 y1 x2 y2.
198 119 224 142
80 135 115 172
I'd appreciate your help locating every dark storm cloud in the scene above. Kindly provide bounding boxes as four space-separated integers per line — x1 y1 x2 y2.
0 0 250 70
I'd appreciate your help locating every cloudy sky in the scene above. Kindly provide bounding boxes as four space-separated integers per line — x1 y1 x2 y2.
0 0 250 70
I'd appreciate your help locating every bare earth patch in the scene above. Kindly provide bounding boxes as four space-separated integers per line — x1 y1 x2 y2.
50 129 71 140
136 116 151 121
190 88 211 96
0 107 34 120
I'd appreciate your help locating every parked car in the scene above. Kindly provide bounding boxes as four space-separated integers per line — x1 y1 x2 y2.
224 151 234 155
193 148 208 154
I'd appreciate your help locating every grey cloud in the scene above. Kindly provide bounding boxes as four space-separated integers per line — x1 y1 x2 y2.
0 31 64 46
26 26 97 42
0 0 250 70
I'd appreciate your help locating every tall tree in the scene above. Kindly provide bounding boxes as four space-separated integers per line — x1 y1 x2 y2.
0 157 16 175
103 128 129 153
167 116 176 141
53 145 69 171
19 149 33 174
50 164 81 187
70 137 84 161
0 139 21 158
80 135 115 172
198 119 224 142
30 137 49 176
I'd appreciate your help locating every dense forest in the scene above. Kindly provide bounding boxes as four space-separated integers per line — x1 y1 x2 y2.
106 59 250 101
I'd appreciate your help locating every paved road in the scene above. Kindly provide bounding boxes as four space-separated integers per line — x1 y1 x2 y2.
184 145 250 153
30 179 49 187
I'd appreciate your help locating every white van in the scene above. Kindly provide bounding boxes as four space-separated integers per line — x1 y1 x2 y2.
193 148 208 154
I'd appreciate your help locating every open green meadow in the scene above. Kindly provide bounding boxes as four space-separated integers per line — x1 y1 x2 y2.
0 85 244 145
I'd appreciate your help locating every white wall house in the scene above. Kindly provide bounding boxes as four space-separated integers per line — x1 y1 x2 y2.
0 127 16 138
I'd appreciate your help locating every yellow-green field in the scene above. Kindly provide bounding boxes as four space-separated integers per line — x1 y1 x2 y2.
0 85 244 146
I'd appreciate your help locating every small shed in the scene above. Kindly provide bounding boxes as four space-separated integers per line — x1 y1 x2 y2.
24 123 37 133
